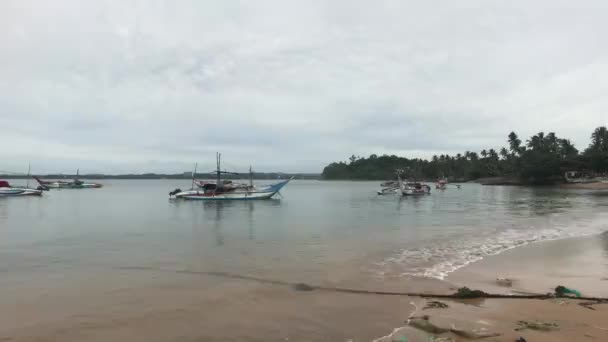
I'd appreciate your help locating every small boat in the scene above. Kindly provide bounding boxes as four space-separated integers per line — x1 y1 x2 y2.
171 179 290 200
377 187 399 195
564 171 608 184
34 170 103 190
397 172 431 196
435 178 448 190
170 154 291 201
0 180 43 197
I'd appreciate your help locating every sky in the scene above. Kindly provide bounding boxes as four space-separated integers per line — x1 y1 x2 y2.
1 0 607 174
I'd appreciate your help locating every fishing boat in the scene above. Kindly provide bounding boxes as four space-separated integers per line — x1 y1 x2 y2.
0 180 43 197
170 154 291 200
377 187 399 195
564 171 608 184
397 171 431 196
435 178 448 190
34 170 103 190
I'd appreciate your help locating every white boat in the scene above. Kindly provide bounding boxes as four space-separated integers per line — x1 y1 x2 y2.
397 173 431 196
170 154 291 201
564 171 608 184
34 169 103 190
377 187 399 195
171 179 290 200
0 180 43 197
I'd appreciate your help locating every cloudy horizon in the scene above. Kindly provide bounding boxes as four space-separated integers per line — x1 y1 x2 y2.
1 0 607 174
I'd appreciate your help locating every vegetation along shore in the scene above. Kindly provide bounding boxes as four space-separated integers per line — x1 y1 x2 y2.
322 126 608 185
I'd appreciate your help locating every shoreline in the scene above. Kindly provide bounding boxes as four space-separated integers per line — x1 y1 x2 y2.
446 232 608 297
373 232 608 341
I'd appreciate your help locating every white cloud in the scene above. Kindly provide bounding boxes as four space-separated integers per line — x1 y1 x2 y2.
1 0 607 173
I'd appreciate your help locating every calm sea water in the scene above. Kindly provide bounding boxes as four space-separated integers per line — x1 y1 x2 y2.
2 180 608 288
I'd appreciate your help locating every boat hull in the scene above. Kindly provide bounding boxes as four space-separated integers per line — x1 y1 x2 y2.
44 182 102 189
0 187 43 197
402 189 431 196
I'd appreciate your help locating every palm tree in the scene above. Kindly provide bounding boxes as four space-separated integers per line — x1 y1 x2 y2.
480 149 488 158
590 126 608 152
559 139 578 159
488 149 498 160
499 147 509 160
508 132 523 155
527 132 546 151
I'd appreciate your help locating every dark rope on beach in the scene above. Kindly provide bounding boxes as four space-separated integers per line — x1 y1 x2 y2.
114 266 608 302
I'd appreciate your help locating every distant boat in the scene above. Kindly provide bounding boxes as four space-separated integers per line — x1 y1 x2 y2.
34 170 103 190
564 171 608 184
170 154 291 200
397 171 431 196
435 178 448 190
0 180 43 197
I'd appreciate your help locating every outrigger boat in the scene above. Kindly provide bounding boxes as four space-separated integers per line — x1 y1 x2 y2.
397 170 431 196
34 170 103 190
169 153 291 201
0 180 43 197
377 180 400 195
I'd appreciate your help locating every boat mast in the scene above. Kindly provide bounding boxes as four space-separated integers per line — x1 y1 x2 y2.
249 165 253 188
191 163 198 190
216 152 221 184
26 163 31 188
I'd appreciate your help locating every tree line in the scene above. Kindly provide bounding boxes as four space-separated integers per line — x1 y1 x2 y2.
321 126 608 184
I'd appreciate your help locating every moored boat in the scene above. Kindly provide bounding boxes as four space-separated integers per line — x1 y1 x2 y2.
397 171 431 196
0 180 43 197
435 178 448 190
170 153 291 201
34 170 103 190
171 179 290 200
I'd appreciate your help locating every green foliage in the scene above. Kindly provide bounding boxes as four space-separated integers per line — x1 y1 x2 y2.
322 127 608 183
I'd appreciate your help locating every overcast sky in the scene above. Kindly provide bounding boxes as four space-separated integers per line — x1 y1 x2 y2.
1 1 607 174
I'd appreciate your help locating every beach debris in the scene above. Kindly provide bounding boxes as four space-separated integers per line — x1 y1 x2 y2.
579 299 608 310
496 277 513 287
515 320 559 331
429 337 455 342
423 301 449 310
450 327 501 339
515 338 527 342
555 285 581 297
292 283 315 291
408 315 449 334
453 287 489 299
407 315 501 339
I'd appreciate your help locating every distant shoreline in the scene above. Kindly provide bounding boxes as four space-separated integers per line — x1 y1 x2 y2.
1 173 321 180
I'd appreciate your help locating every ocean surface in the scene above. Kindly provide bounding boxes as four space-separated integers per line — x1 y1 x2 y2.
2 180 608 289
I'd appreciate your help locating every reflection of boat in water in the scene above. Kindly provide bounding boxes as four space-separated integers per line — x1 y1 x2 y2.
170 153 291 201
34 170 103 189
0 180 43 197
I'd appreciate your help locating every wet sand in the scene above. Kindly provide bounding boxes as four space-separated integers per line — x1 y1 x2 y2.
2 235 607 341
448 233 608 297
1 268 436 342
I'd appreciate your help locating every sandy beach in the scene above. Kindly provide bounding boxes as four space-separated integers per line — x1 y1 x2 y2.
2 233 606 341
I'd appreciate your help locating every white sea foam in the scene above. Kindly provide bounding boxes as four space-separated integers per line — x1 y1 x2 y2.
377 215 607 280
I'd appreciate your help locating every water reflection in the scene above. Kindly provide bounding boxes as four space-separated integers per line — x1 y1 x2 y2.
174 199 283 246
